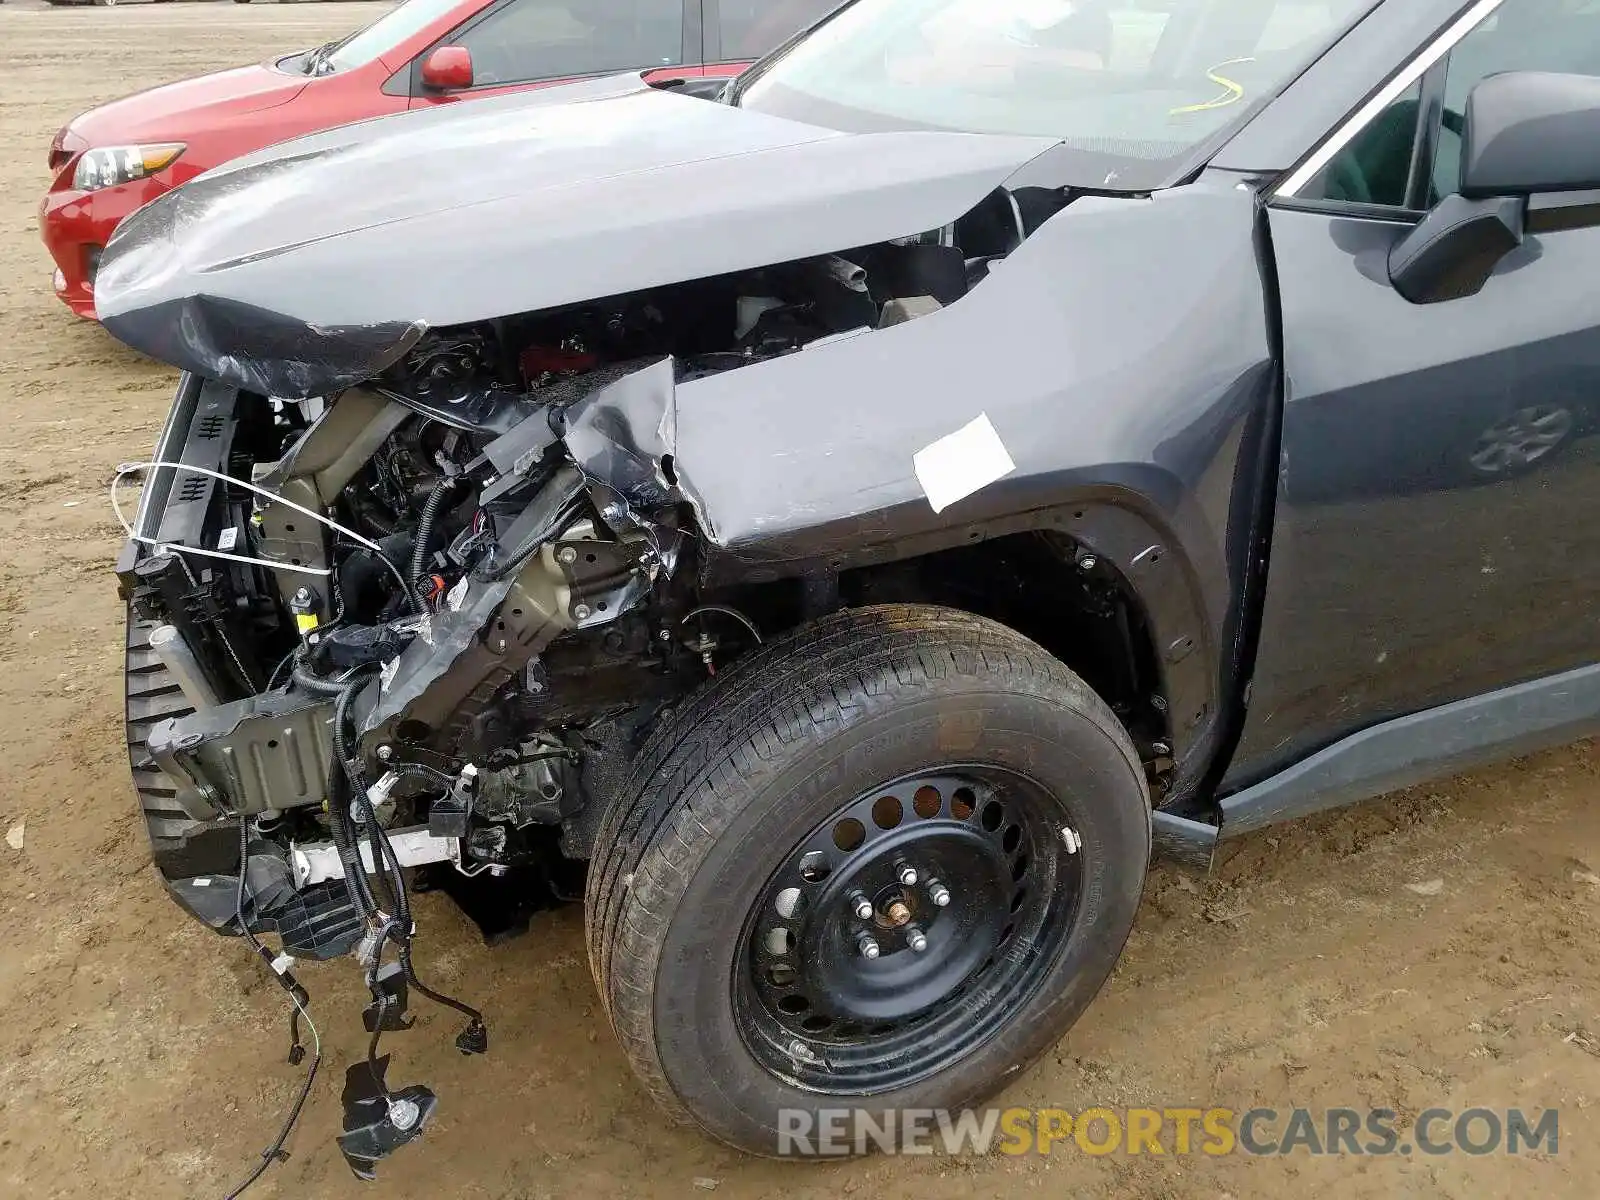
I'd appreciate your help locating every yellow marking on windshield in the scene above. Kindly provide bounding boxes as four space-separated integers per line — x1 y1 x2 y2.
1170 58 1256 115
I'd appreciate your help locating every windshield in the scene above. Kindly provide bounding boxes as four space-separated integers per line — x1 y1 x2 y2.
320 0 464 74
738 0 1378 188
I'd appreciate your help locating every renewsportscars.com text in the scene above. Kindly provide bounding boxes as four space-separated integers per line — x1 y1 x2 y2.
776 1106 1560 1157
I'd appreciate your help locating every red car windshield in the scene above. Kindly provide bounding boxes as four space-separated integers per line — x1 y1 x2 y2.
320 0 466 73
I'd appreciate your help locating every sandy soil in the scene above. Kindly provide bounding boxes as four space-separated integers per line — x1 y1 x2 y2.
1 4 1598 1197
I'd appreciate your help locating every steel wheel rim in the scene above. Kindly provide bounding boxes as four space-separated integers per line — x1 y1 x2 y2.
733 765 1083 1094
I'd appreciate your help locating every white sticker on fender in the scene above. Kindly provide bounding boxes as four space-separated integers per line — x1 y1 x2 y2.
913 413 1017 514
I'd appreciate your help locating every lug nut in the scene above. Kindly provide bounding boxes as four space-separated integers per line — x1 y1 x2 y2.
907 927 929 953
787 1038 821 1063
928 880 951 908
849 892 873 921
857 933 881 959
897 864 919 886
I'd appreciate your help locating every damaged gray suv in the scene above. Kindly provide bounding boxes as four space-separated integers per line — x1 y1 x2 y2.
101 0 1600 1178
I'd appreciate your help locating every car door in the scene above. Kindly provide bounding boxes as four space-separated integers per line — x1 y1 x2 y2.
404 0 704 108
1228 0 1600 782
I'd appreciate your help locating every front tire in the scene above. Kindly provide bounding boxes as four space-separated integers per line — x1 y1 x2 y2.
585 605 1150 1155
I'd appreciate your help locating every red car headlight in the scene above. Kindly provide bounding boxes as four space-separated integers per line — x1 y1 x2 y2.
72 144 186 193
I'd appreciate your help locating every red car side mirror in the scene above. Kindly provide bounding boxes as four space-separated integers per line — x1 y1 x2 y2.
421 46 474 92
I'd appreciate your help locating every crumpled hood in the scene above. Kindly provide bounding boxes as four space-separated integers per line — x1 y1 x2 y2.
95 75 1057 397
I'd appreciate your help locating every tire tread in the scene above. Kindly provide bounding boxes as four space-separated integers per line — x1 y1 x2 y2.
583 604 1145 1132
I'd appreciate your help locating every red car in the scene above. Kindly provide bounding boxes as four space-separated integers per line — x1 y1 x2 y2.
41 0 834 319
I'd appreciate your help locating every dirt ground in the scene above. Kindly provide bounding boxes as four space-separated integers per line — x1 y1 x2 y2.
2 3 1599 1197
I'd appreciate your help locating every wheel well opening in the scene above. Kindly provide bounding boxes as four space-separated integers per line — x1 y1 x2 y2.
707 532 1170 778
833 532 1168 753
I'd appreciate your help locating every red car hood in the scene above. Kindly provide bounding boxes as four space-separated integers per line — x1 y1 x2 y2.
64 62 308 147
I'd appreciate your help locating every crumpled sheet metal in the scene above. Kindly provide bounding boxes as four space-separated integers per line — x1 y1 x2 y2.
108 295 425 401
95 154 429 398
93 75 1055 397
355 577 517 738
557 359 702 575
558 358 684 511
553 185 1276 616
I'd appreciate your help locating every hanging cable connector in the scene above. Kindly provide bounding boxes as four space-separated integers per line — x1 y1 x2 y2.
219 818 322 1200
317 667 489 1177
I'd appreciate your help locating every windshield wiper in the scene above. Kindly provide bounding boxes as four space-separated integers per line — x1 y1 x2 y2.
304 40 336 76
305 34 355 77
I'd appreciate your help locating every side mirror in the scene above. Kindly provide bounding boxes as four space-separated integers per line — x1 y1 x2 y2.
1390 71 1600 304
421 46 474 92
1461 70 1600 198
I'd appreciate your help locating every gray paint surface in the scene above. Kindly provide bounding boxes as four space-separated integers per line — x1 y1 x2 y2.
673 183 1271 578
1222 660 1600 836
668 181 1276 781
535 180 1276 787
94 75 1056 396
1229 202 1600 788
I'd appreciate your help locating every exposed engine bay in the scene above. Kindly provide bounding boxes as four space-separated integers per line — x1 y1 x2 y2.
126 222 1030 870
115 216 1056 1178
